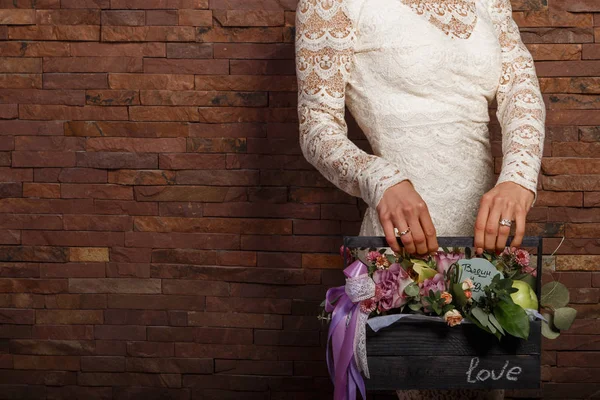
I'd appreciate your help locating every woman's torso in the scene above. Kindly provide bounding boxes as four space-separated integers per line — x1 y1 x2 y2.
345 0 504 237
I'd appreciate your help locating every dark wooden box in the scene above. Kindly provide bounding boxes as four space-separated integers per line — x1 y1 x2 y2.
342 235 543 390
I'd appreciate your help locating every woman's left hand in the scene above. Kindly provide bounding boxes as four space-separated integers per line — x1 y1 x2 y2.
474 181 535 255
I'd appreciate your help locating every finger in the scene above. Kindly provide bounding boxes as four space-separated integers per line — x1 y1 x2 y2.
510 206 527 249
382 217 401 253
418 208 438 253
474 194 491 255
393 215 415 255
484 198 503 252
406 211 427 255
496 202 514 252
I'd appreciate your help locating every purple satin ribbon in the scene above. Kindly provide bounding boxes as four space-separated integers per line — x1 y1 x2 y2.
325 259 369 400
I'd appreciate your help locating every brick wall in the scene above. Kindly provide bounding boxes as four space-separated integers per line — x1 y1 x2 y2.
0 0 598 399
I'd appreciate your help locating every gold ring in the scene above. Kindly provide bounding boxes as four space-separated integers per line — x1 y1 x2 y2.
394 227 411 236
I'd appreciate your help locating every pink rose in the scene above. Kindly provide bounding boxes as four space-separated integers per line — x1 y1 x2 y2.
434 251 463 275
366 251 381 263
515 249 530 268
373 263 412 311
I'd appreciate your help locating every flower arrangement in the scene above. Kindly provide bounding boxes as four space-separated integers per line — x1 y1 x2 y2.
321 242 575 400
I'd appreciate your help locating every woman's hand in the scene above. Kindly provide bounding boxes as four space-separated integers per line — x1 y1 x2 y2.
376 180 439 255
474 181 534 255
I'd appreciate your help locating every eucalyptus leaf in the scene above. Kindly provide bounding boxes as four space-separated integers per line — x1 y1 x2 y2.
408 302 423 311
541 312 560 339
404 283 420 297
488 313 505 335
553 307 577 330
541 282 570 309
494 301 530 340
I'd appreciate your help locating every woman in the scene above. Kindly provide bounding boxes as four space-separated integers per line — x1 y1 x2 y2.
294 0 545 398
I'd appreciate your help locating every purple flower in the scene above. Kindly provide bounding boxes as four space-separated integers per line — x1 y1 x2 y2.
434 251 463 275
373 263 412 311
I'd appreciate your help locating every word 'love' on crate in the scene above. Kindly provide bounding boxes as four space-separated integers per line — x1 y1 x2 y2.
319 236 576 400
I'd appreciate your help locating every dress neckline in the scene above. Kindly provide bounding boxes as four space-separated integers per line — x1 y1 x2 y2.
397 0 479 40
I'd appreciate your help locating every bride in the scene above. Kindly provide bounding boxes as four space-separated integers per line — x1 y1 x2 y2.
294 0 545 399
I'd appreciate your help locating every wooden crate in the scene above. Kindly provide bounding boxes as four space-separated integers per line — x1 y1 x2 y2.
342 235 543 390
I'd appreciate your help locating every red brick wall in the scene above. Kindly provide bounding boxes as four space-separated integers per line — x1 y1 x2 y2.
0 0 597 398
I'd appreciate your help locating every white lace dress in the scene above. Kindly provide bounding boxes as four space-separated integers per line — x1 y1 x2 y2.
295 0 545 398
294 0 545 239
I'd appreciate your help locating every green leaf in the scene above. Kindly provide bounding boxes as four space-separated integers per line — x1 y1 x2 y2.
404 283 420 297
488 313 505 335
385 254 396 264
471 307 490 327
553 307 577 330
541 312 560 339
494 300 530 340
442 304 455 313
451 282 468 307
541 281 570 309
442 246 450 254
408 302 423 311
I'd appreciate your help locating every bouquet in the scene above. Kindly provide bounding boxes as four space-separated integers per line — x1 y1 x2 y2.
320 242 576 400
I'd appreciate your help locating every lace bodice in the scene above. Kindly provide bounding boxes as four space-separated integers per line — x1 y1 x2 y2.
294 0 546 237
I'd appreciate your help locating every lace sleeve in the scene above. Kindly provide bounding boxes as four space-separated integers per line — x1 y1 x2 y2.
488 0 546 207
295 0 411 211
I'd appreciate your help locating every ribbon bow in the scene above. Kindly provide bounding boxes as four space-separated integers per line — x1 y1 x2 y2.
325 259 376 400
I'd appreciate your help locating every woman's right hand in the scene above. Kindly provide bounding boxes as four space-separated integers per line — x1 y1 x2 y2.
376 180 439 255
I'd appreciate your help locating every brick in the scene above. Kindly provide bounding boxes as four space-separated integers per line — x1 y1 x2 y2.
61 184 133 200
104 309 168 325
0 104 18 119
23 183 60 198
86 137 186 153
45 293 106 309
126 341 174 358
10 339 95 355
66 121 188 137
94 200 158 216
12 151 76 167
81 356 125 372
86 90 139 106
101 10 145 26
78 371 180 387
60 0 110 8
36 10 100 25
13 355 79 371
36 310 103 324
0 309 34 324
95 326 145 341
43 57 143 73
206 297 291 314
213 10 283 26
0 119 63 136
44 73 107 89
68 247 109 262
178 10 212 26
215 360 292 376
187 137 247 152
187 312 281 329
15 136 85 151
144 59 228 74
166 43 212 59
9 25 100 41
32 325 94 340
126 232 238 249
126 357 212 374
146 10 178 25
0 42 70 57
0 9 35 25
161 280 229 296
69 278 161 294
40 262 105 278
0 89 85 106
0 73 42 89
106 262 149 278
129 106 200 121
141 90 266 107
134 186 237 202
109 73 194 90
108 170 176 185
108 294 205 311
19 105 128 121
22 230 124 247
76 152 158 169
159 153 225 169
102 26 195 42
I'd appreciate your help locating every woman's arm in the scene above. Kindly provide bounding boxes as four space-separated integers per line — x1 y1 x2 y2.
295 0 411 211
488 0 546 208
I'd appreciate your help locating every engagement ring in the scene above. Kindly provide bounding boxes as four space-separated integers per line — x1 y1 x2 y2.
394 227 411 236
499 219 513 227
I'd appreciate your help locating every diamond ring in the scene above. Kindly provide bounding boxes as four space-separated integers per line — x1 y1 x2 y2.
394 227 411 236
499 218 513 227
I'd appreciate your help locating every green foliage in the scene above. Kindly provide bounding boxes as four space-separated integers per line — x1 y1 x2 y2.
493 300 530 340
541 312 560 339
404 282 419 297
541 281 570 309
553 307 577 330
